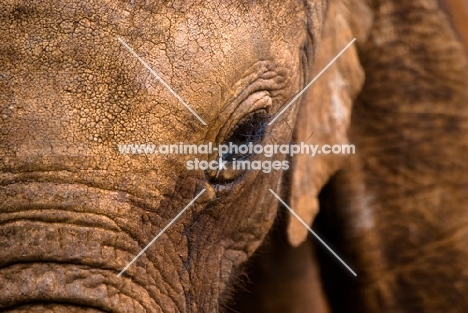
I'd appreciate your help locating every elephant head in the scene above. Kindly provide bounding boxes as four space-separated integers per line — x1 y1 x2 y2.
1 0 467 312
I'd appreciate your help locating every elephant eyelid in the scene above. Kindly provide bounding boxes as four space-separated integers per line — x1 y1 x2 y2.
206 111 271 186
221 110 270 161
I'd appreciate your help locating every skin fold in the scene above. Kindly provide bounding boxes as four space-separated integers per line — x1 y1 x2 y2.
0 0 467 312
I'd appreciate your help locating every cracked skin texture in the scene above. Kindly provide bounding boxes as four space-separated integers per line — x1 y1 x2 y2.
0 0 468 313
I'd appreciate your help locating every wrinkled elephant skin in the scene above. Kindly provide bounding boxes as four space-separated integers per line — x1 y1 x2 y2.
1 1 468 313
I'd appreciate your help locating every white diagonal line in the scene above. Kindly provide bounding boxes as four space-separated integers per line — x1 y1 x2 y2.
118 189 206 276
118 37 207 126
269 189 357 276
268 38 356 125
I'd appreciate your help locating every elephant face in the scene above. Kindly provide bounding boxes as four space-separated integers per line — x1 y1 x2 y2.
0 1 328 312
2 0 468 312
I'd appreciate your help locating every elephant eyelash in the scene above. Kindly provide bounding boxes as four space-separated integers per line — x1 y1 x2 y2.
221 110 270 161
206 111 271 186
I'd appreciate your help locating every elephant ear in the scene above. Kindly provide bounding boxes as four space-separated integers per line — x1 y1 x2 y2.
287 0 371 246
339 0 468 311
290 0 468 310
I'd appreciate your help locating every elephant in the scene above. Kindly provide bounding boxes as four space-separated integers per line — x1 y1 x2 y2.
439 0 468 56
1 0 468 312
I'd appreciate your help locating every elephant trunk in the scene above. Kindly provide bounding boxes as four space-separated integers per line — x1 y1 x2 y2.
0 180 190 313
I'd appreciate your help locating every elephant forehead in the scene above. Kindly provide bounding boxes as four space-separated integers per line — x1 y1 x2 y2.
119 0 309 121
0 0 308 210
0 0 308 135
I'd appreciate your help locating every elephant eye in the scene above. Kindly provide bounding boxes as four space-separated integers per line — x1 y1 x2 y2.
221 110 269 162
206 110 270 186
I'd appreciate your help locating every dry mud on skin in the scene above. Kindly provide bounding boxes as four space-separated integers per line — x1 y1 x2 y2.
1 1 468 313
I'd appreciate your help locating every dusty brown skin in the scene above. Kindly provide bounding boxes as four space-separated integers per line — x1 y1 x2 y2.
235 1 468 313
1 0 468 312
440 0 468 56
